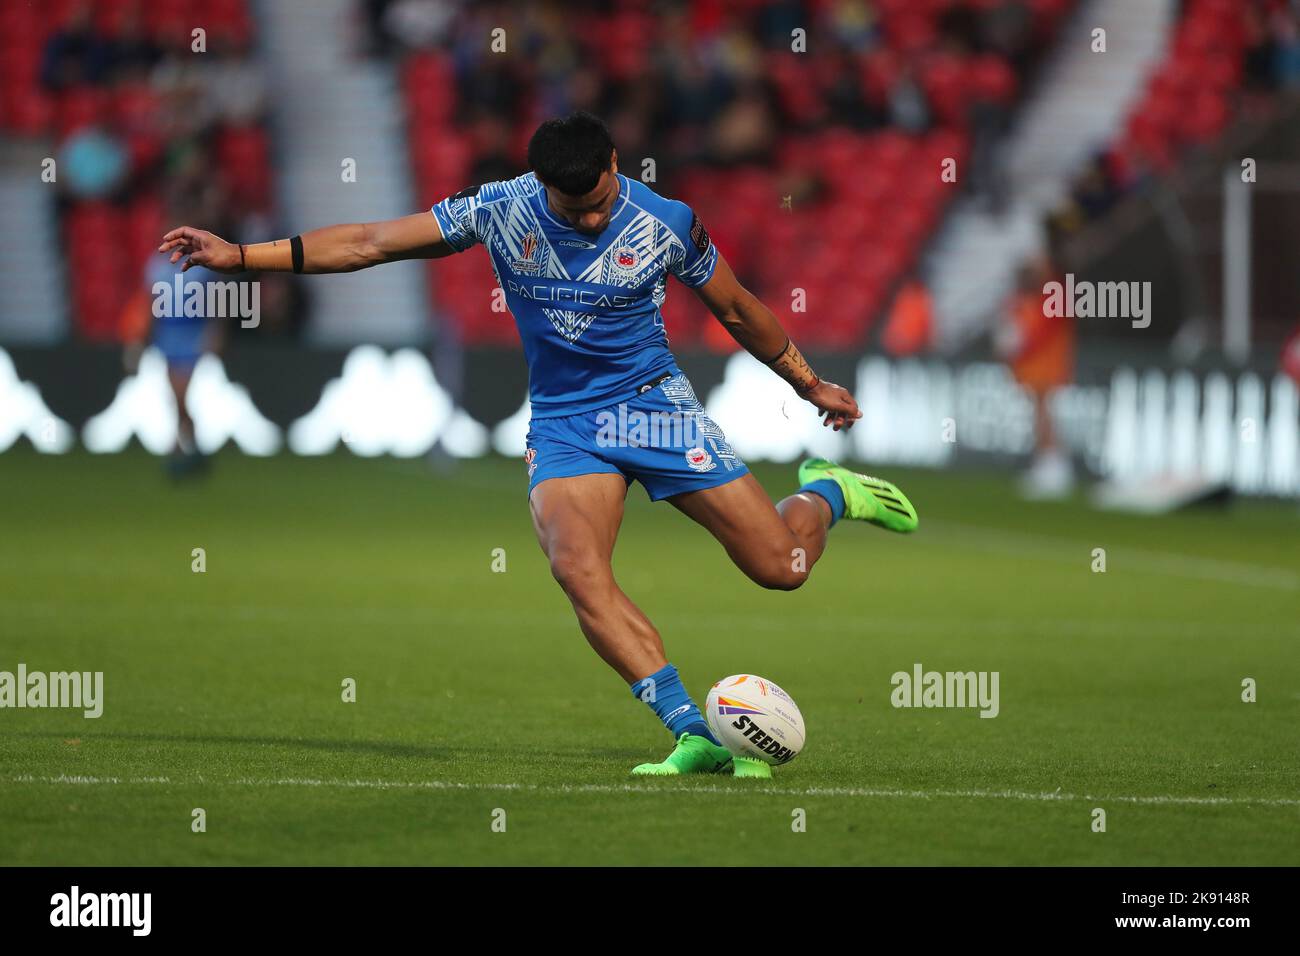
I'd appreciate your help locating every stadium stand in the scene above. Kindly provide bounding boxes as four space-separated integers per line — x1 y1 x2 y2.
0 0 269 342
384 0 1078 350
1057 0 1299 235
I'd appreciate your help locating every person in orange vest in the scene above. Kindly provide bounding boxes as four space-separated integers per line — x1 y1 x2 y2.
997 257 1076 499
881 279 933 357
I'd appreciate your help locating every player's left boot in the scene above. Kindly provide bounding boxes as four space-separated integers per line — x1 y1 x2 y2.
631 732 734 776
798 458 918 533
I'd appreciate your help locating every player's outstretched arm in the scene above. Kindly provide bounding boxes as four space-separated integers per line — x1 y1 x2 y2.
691 253 862 431
157 212 453 275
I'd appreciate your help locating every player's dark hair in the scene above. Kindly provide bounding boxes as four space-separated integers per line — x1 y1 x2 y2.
527 112 615 197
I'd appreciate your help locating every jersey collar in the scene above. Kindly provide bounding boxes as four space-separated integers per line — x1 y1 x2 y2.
536 173 629 234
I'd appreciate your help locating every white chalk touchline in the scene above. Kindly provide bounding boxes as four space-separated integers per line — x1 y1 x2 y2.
921 520 1300 592
7 774 1299 808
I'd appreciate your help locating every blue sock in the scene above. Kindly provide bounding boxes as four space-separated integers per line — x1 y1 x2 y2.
630 663 721 745
800 478 845 527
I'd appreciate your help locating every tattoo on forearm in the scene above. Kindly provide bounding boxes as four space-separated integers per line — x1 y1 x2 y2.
765 338 820 394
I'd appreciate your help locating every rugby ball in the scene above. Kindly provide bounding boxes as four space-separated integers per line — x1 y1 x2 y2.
706 674 805 765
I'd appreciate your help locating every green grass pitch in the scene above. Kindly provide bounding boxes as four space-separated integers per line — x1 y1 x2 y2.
1 447 1296 866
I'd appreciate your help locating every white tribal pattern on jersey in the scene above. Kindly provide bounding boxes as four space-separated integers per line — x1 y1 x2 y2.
431 171 717 418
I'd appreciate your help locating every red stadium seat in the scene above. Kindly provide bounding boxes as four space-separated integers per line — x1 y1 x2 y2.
390 0 1074 345
920 53 969 127
215 125 273 213
968 54 1018 106
56 87 111 138
1 87 55 135
66 202 132 340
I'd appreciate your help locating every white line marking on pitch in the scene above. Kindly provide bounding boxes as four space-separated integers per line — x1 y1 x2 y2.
7 774 1299 808
920 520 1300 591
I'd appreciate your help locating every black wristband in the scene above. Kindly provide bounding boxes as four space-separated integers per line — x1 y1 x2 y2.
760 336 791 366
290 235 304 274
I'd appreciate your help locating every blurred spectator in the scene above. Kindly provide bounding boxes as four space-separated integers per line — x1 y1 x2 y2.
386 0 1067 187
1282 322 1300 385
39 2 113 90
998 256 1076 499
194 41 267 127
59 126 130 199
1246 0 1300 90
880 279 934 356
1055 0 1300 238
109 5 164 84
382 0 457 51
8 0 275 344
467 113 520 184
378 0 1079 348
1268 3 1300 90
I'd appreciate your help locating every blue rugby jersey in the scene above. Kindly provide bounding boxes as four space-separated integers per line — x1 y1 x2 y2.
147 256 221 359
431 172 718 418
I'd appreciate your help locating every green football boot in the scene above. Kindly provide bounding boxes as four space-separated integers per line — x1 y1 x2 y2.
731 756 773 779
798 458 919 533
631 732 734 776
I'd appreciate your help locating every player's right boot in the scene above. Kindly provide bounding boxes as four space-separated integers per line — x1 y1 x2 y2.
798 458 918 533
631 732 734 776
731 756 773 779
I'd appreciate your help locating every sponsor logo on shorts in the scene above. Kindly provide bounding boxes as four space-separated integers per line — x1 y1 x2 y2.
685 446 715 472
524 447 538 477
661 375 741 472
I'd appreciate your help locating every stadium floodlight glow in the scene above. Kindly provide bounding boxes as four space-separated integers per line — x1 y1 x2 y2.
491 397 531 457
704 351 846 463
852 357 962 467
288 345 460 457
439 408 490 458
0 348 74 453
4 345 1297 497
1266 375 1299 493
189 353 282 456
81 348 281 456
82 348 176 455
